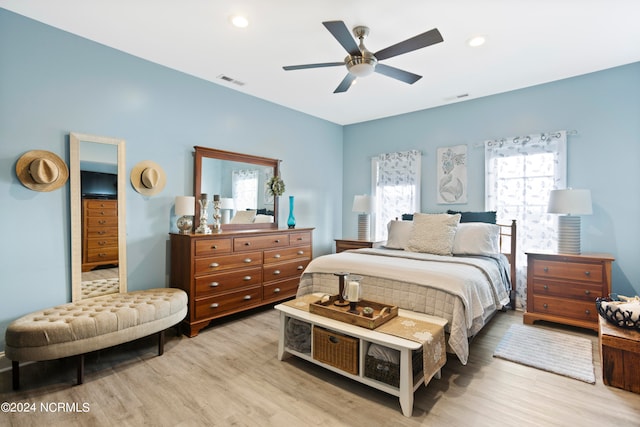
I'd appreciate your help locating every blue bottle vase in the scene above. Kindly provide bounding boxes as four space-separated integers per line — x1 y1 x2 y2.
287 196 296 229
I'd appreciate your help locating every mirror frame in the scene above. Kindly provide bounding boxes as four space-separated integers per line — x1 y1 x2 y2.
194 146 280 231
70 132 127 301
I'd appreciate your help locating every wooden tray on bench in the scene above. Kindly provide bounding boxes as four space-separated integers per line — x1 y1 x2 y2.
309 295 398 329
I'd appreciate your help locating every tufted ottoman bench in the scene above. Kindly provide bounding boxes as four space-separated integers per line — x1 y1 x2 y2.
5 288 187 389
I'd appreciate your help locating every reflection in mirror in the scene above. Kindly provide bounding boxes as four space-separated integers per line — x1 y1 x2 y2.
70 133 127 301
194 146 280 231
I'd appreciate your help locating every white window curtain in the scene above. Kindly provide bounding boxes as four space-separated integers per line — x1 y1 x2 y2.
372 150 421 241
485 131 567 309
232 169 259 212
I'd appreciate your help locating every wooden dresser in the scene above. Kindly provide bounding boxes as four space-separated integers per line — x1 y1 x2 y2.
170 227 313 337
82 198 119 272
524 252 614 331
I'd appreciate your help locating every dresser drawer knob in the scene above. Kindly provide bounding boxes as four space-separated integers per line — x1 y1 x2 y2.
100 211 105 215
209 262 220 268
243 295 252 300
297 265 304 270
585 309 591 315
274 239 280 243
210 282 219 287
543 267 549 273
98 220 107 225
211 245 217 249
210 303 219 308
297 237 303 241
297 250 304 255
98 253 107 258
584 271 591 276
244 242 251 246
543 284 548 290
98 241 107 246
584 289 591 295
243 276 252 281
274 254 281 259
274 288 281 293
543 303 548 309
243 258 252 263
98 231 106 235
273 270 281 275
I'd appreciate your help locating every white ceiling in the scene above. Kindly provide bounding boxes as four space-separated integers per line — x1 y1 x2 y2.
2 1 640 125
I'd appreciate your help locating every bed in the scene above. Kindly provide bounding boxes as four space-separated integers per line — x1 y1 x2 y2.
296 212 516 365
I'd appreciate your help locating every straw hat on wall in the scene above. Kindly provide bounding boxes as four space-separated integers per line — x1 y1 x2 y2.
130 160 166 196
16 150 69 192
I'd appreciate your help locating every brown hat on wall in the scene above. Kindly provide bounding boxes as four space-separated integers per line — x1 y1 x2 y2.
130 160 166 196
16 150 69 192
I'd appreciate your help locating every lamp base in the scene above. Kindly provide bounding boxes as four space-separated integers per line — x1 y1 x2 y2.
357 213 370 241
558 216 581 254
177 216 193 234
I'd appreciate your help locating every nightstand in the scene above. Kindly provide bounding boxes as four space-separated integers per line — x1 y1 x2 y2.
334 238 384 253
524 252 614 331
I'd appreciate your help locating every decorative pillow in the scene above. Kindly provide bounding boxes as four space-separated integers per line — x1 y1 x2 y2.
452 223 500 255
405 213 461 255
230 210 257 224
253 214 274 223
385 220 413 249
447 210 497 224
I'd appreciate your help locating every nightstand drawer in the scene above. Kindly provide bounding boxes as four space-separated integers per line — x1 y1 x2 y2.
532 280 604 301
532 259 603 283
532 295 598 322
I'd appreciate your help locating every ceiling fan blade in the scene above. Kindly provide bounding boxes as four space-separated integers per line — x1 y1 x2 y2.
334 74 356 93
374 28 443 61
323 21 361 57
283 62 344 71
375 63 422 84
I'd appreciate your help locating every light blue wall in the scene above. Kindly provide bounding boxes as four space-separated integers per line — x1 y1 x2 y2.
343 62 640 299
0 10 343 350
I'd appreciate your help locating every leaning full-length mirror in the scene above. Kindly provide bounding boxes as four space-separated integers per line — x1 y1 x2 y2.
194 146 280 231
70 133 127 301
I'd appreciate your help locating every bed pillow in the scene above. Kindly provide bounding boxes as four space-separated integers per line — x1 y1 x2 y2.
385 220 413 249
447 210 497 224
230 210 257 224
405 213 461 255
452 223 500 255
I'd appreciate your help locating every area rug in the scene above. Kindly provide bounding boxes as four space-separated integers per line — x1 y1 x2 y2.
493 324 595 384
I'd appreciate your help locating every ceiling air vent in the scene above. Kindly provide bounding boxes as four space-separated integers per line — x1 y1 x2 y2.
216 74 245 86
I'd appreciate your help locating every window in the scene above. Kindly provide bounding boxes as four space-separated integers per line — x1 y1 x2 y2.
232 169 259 211
485 131 567 309
372 150 421 241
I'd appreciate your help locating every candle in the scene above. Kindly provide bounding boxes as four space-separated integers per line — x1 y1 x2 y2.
347 281 360 302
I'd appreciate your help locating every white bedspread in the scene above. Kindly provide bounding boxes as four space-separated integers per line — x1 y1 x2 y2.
296 248 511 364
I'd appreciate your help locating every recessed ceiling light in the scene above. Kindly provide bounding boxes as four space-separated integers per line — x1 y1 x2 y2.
467 35 486 47
230 15 249 28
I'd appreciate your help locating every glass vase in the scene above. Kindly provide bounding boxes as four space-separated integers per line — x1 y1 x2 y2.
287 195 296 229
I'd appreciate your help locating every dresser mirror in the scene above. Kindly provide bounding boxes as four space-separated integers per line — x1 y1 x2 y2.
70 133 127 301
194 146 280 231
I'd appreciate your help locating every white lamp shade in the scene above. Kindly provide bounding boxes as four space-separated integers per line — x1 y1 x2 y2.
352 195 374 213
175 196 195 216
547 189 592 215
220 197 235 210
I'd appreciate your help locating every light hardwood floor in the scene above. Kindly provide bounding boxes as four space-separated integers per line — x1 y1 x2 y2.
1 307 639 427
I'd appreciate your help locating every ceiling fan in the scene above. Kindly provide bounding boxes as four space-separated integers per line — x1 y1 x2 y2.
283 20 443 93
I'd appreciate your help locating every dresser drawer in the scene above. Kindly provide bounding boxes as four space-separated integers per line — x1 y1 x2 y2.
234 234 289 251
195 251 262 275
195 286 262 320
85 207 118 217
263 277 300 303
86 237 118 249
85 200 117 210
195 238 232 256
264 245 311 264
289 231 312 246
532 295 598 323
532 280 604 301
86 246 119 263
85 227 118 238
532 259 604 283
263 259 309 282
86 216 119 227
195 267 262 297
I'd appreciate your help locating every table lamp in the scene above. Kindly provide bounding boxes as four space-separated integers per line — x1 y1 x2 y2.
547 189 592 254
175 196 195 234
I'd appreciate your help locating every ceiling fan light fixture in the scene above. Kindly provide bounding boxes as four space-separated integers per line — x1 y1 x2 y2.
467 35 486 47
346 56 377 77
230 15 249 28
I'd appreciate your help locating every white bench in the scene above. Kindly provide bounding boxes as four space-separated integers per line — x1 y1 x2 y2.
4 288 187 389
